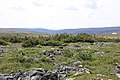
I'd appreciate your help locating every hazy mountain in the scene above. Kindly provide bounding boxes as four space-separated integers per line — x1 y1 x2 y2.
0 28 32 33
0 27 120 34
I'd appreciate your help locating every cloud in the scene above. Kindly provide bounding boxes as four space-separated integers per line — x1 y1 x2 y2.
88 13 95 18
85 0 97 9
64 6 79 11
11 6 25 11
48 5 54 7
32 2 44 6
0 0 120 29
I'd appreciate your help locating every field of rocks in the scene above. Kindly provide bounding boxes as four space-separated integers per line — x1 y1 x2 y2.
0 33 120 80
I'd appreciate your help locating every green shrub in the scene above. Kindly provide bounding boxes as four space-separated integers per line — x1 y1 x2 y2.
113 56 120 63
40 40 63 46
64 51 74 58
77 50 93 61
39 55 52 63
63 37 76 43
22 40 33 47
0 39 9 45
22 39 40 47
14 53 26 63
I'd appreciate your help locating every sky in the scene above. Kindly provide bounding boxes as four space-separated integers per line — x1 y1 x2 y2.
0 0 120 30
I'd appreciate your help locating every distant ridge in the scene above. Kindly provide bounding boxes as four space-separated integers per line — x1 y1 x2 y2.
0 27 120 34
0 28 32 33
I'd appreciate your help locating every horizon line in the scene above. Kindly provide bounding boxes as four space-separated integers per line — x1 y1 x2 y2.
0 26 120 30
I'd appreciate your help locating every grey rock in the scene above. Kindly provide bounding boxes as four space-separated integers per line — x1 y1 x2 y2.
96 74 106 77
113 63 120 78
0 75 4 80
0 48 8 53
74 68 92 76
95 51 104 55
59 66 75 74
74 71 84 76
47 54 55 60
5 75 14 80
41 50 46 54
116 72 120 78
53 49 64 55
73 61 83 67
41 73 59 80
14 70 25 79
28 68 45 78
31 75 41 80
66 78 75 80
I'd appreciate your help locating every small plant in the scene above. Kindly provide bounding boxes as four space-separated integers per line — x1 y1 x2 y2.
39 55 52 63
0 39 9 45
77 50 93 61
13 53 26 63
40 40 63 46
64 50 74 58
22 40 33 47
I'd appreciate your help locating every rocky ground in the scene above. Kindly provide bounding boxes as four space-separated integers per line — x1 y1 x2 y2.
0 62 119 80
0 42 120 80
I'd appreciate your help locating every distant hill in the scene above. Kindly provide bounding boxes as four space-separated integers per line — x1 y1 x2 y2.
0 28 32 33
0 27 120 34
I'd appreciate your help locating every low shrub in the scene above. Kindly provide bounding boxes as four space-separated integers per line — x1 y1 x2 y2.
0 39 9 45
76 50 93 61
40 40 63 46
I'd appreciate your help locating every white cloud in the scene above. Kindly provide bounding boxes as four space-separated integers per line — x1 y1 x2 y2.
10 6 25 11
0 0 120 30
85 0 98 9
63 6 79 11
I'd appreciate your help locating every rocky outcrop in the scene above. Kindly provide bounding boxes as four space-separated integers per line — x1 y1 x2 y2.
0 60 92 80
73 61 83 68
0 68 59 80
0 48 8 54
114 63 120 78
74 68 92 76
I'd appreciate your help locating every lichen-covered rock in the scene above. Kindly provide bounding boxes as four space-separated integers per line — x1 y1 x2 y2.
73 61 83 67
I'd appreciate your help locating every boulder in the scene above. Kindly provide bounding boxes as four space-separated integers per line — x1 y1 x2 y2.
96 74 106 77
116 72 120 78
95 51 104 55
41 50 46 54
53 49 64 55
74 68 92 76
59 66 75 74
41 73 59 80
14 70 25 79
73 61 83 67
74 71 84 76
5 75 14 80
31 75 41 80
48 54 55 60
113 63 120 78
0 75 4 80
28 68 46 77
66 78 75 80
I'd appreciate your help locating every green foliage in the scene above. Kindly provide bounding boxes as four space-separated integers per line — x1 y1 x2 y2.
113 56 120 63
22 40 33 47
76 50 93 61
1 33 120 47
0 48 56 73
22 39 39 47
64 50 74 58
63 36 76 43
39 55 52 63
0 39 9 45
0 33 120 79
40 40 63 46
14 53 26 62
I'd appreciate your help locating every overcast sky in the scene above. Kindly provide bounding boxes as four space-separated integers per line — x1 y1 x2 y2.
0 0 120 30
